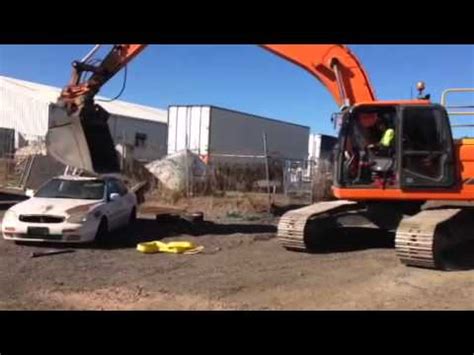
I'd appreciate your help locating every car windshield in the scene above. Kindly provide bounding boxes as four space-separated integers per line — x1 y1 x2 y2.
34 179 105 200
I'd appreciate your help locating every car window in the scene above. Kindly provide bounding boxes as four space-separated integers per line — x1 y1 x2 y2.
117 180 128 195
35 179 105 200
107 179 128 197
106 180 120 196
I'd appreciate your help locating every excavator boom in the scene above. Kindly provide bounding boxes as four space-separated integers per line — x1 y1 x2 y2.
262 45 376 107
47 44 375 174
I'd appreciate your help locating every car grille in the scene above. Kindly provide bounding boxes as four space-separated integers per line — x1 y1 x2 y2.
19 215 65 223
17 234 63 240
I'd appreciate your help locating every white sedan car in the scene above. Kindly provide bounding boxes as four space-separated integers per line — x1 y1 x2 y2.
1 175 137 244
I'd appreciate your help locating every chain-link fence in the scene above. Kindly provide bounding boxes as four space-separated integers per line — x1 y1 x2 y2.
1 130 335 210
146 151 335 207
0 134 62 191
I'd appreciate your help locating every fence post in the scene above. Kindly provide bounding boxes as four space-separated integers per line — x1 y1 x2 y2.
262 132 271 213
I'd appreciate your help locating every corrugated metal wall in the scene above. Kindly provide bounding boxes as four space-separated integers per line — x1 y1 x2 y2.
108 114 168 162
1 76 168 163
168 105 310 162
210 107 310 161
0 84 50 140
0 86 168 163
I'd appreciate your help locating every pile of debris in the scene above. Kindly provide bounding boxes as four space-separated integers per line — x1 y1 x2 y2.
145 150 208 197
14 141 47 159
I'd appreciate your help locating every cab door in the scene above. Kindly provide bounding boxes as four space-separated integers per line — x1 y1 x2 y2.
399 105 456 189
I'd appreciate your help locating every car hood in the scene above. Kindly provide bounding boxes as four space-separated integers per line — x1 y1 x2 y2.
9 197 103 216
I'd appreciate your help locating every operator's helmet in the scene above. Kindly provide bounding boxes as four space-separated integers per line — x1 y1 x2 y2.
358 112 378 128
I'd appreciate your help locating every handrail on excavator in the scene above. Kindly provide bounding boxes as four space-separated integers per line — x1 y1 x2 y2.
441 88 474 116
441 88 474 130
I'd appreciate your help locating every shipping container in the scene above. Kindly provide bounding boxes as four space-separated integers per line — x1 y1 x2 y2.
308 133 338 161
167 105 310 163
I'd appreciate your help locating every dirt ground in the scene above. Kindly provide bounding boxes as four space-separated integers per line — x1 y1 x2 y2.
1 197 473 310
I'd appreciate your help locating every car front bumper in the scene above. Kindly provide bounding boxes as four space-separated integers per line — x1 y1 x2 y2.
1 218 100 243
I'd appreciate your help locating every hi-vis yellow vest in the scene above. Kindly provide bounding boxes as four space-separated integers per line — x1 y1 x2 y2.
380 128 395 147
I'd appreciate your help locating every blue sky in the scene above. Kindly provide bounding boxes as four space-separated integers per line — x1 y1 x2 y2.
1 45 473 137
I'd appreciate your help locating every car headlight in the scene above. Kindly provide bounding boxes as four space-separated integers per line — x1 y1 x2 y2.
4 210 18 221
67 213 89 224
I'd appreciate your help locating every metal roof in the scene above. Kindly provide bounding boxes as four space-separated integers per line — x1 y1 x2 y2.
0 75 168 124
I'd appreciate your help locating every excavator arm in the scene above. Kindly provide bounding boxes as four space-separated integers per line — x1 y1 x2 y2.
48 44 148 174
59 44 147 113
59 44 375 112
48 44 376 174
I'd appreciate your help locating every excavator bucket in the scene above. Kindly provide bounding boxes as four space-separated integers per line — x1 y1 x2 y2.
46 103 121 174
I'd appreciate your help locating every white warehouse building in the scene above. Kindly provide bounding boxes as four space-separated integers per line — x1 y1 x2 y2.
0 75 168 163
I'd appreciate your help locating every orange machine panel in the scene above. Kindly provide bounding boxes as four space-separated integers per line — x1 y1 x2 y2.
333 186 474 201
456 139 474 181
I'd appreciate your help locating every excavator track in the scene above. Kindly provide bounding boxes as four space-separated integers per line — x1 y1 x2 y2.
279 200 474 270
277 200 359 251
395 207 474 270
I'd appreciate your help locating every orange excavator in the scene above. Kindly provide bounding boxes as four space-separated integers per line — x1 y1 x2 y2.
48 44 474 270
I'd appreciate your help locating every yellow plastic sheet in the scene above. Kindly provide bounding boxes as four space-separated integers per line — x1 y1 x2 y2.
137 241 204 255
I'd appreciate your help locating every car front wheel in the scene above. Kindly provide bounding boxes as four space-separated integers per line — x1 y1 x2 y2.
129 207 137 226
95 218 109 245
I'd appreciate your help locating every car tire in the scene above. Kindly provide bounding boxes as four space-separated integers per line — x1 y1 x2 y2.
129 207 137 226
183 212 204 224
95 218 109 245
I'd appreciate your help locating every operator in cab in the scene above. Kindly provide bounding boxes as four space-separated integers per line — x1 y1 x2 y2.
368 119 395 152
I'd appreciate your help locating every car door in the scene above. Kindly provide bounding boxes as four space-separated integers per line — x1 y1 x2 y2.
115 179 134 226
105 179 125 230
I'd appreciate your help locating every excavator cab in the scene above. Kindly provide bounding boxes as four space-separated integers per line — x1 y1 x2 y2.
335 103 456 190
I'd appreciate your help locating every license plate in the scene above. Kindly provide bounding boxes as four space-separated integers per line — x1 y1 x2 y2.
27 227 49 236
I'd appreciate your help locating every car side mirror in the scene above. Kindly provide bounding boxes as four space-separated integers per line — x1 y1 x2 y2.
109 193 120 202
25 189 34 198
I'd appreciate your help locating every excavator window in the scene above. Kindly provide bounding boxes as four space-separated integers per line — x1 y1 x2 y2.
340 107 397 186
400 106 455 187
336 104 455 189
402 110 443 152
